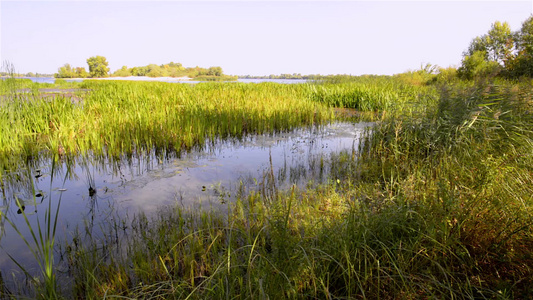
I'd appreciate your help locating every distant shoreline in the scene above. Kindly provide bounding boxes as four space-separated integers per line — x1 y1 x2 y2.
64 76 193 81
2 76 192 81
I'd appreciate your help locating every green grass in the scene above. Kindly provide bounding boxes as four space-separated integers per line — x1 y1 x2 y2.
59 79 533 299
2 76 533 298
0 80 334 177
0 77 434 174
0 77 82 95
308 75 438 113
351 79 533 297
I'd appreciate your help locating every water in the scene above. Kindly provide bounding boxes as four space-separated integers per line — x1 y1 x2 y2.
237 78 308 84
0 122 370 286
14 77 56 84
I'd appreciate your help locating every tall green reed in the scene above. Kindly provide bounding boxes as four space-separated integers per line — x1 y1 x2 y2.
4 75 533 298
352 79 533 297
307 75 437 113
0 81 334 176
2 157 68 299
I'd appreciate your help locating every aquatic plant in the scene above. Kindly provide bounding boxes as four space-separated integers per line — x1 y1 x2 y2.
3 158 65 299
59 79 533 298
2 75 533 298
308 75 437 112
0 81 334 177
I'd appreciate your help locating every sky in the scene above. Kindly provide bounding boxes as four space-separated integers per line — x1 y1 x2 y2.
1 1 532 76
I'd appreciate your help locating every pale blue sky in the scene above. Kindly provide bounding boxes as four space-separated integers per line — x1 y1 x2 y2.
1 1 532 76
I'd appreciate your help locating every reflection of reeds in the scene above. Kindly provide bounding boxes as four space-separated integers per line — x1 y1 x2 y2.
3 157 63 299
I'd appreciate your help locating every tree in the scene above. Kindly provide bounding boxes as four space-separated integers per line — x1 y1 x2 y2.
86 55 110 78
168 62 183 69
146 64 164 77
486 21 514 64
459 21 514 79
113 66 132 77
208 66 223 76
507 15 533 78
458 51 501 80
464 21 514 65
130 66 148 76
515 16 533 55
55 63 76 78
75 67 89 78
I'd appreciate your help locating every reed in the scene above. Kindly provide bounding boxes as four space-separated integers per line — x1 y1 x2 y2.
0 81 334 176
308 75 438 113
60 79 533 298
2 76 533 298
351 79 533 297
2 158 64 299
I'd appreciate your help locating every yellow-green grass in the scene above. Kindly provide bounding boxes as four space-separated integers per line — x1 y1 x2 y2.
308 75 438 113
3 77 533 299
44 80 533 299
0 81 334 177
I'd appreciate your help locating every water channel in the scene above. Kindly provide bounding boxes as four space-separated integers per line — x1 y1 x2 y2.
0 121 371 288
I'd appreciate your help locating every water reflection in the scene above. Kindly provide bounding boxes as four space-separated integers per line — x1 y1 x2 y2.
0 122 371 284
111 122 370 213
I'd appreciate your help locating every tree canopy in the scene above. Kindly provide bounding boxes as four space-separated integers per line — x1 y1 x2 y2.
55 57 233 80
87 55 110 78
459 15 533 79
111 62 230 79
55 63 89 78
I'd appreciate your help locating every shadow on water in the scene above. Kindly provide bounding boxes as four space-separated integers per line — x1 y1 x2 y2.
0 121 372 294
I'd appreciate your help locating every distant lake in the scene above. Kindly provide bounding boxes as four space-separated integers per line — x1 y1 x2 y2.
22 77 309 84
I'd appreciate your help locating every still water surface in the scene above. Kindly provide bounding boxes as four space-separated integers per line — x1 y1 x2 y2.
0 122 370 283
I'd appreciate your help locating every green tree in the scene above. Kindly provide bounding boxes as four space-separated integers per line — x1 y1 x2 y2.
207 66 223 76
168 62 184 69
486 21 514 64
75 67 89 78
113 66 132 77
146 64 164 77
194 67 209 76
55 63 76 78
86 55 110 78
459 21 514 79
464 21 514 65
130 66 148 76
507 15 533 78
458 51 501 80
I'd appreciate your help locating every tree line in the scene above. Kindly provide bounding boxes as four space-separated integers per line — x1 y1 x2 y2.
55 56 231 79
55 56 109 78
458 15 533 79
239 73 321 80
46 15 533 82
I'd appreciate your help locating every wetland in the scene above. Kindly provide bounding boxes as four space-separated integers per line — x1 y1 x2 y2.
0 75 532 299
